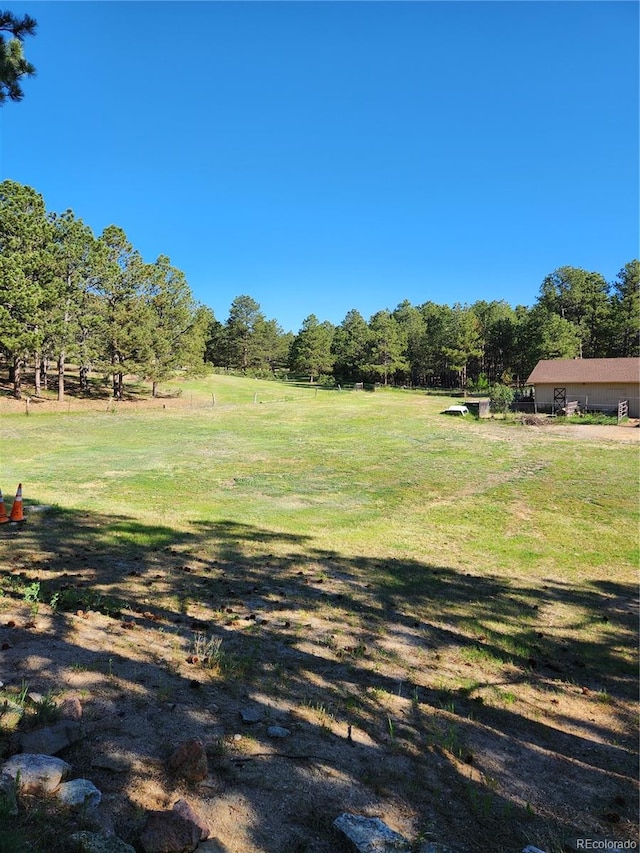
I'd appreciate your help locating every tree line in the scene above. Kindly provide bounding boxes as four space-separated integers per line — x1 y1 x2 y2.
210 262 638 391
1 179 638 399
0 180 209 399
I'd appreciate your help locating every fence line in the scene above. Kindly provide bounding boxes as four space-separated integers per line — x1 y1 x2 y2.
0 390 329 416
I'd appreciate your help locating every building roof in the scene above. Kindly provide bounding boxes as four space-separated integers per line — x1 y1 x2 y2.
527 358 640 385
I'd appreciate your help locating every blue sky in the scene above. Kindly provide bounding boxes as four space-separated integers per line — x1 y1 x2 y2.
1 1 638 333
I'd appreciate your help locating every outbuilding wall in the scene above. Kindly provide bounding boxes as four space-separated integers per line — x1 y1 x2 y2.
534 383 640 418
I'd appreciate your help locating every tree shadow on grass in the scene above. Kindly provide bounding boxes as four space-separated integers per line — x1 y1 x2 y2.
0 506 637 852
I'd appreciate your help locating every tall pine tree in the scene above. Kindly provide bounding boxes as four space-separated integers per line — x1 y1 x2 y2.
0 180 51 397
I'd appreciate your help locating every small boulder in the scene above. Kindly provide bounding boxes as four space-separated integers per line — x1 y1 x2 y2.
173 799 210 841
266 726 291 738
139 809 202 853
333 813 412 852
56 778 102 810
2 753 71 795
83 803 116 836
167 739 208 783
19 719 81 755
59 697 83 721
239 707 262 724
91 753 131 773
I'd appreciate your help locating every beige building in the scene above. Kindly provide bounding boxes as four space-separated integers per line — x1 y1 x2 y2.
526 358 640 418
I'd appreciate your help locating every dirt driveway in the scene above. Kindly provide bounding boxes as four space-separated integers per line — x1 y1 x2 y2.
531 421 640 443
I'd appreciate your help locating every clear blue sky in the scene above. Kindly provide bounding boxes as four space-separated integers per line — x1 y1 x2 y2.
1 1 638 333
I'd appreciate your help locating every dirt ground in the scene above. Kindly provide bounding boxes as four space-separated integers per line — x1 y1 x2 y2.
547 420 640 442
0 416 638 852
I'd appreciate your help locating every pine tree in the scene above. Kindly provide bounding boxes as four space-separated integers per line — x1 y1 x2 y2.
0 180 51 397
537 266 611 358
331 309 370 383
145 255 205 396
290 315 335 383
225 295 265 372
366 310 407 386
610 261 639 357
393 300 425 386
46 210 100 400
95 225 154 399
0 10 37 104
442 304 482 390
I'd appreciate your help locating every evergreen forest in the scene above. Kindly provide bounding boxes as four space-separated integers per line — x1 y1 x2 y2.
1 180 638 399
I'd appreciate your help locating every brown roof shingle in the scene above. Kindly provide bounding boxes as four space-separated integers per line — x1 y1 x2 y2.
526 358 640 385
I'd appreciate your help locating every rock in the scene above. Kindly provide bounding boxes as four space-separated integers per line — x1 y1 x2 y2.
333 813 412 852
418 844 457 853
194 841 228 852
167 739 208 783
239 707 262 724
27 691 44 704
522 847 547 853
56 778 102 810
173 799 210 841
2 753 71 795
0 772 18 816
19 719 82 755
139 809 202 853
68 831 136 853
59 697 83 721
83 803 116 836
266 726 291 738
91 753 131 773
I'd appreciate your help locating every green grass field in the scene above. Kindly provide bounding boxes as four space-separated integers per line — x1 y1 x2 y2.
2 376 637 573
0 375 638 852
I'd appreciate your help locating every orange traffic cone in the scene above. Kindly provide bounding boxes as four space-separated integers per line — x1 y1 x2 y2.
0 489 8 523
9 483 25 523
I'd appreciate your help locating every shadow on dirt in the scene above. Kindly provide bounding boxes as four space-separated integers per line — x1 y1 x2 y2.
0 505 637 852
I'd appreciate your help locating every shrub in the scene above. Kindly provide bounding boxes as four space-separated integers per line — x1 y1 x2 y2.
469 373 491 393
490 384 514 414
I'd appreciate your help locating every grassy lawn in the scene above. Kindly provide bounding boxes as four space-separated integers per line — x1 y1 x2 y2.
2 378 636 571
0 376 637 852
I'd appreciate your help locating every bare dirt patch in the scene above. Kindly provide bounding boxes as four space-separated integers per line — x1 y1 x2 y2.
546 420 640 443
1 507 637 853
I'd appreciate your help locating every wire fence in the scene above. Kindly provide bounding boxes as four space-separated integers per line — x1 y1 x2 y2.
0 387 330 417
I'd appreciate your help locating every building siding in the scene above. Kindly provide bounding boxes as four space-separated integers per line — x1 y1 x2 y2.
534 383 639 417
